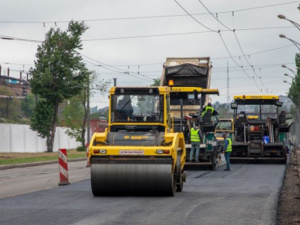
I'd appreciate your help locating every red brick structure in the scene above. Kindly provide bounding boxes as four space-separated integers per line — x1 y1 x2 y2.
90 118 108 134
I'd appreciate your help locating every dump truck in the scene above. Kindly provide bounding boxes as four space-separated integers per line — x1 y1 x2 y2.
230 95 290 163
160 57 219 169
88 86 186 196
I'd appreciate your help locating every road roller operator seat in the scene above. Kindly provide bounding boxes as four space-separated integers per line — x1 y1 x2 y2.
116 95 133 121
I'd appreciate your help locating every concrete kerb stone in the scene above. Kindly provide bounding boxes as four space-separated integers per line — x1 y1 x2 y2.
296 148 300 181
0 157 86 170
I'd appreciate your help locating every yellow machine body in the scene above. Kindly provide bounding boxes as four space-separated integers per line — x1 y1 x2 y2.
89 86 186 196
230 94 288 163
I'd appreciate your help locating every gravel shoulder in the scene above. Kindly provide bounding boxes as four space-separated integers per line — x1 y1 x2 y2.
276 148 300 224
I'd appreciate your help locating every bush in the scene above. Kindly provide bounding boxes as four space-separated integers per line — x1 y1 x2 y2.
76 146 85 152
18 117 31 124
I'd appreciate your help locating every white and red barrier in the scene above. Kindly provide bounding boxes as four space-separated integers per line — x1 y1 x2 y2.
58 148 70 186
86 143 90 167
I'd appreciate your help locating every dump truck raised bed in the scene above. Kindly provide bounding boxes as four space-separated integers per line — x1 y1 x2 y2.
88 86 186 196
160 57 219 170
230 95 290 163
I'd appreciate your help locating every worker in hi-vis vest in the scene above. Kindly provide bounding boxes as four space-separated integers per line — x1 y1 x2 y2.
188 125 203 162
222 133 232 171
201 103 219 123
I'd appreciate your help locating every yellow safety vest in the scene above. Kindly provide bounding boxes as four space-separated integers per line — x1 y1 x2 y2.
225 138 232 152
202 106 215 117
190 128 200 142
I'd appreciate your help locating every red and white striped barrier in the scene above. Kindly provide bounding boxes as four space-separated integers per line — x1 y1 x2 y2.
58 148 70 186
86 143 90 167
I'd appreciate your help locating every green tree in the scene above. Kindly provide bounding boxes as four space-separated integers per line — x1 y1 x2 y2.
0 86 21 120
30 21 89 152
21 94 36 118
151 77 161 86
288 53 300 106
30 100 53 138
62 95 85 144
214 103 232 118
62 74 110 148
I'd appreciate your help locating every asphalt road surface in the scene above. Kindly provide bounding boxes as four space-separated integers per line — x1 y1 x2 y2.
0 162 285 225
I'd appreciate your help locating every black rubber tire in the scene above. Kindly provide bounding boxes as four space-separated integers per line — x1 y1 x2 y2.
176 176 183 192
283 151 288 164
211 150 217 170
169 173 176 196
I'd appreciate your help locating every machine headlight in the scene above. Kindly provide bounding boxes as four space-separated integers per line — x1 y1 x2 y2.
94 149 107 154
156 150 170 154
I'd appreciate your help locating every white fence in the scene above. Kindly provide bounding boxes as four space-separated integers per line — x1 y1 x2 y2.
0 124 81 153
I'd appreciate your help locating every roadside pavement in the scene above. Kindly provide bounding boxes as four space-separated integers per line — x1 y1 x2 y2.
0 160 90 199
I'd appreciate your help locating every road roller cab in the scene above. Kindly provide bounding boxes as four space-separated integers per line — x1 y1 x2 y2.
89 86 186 196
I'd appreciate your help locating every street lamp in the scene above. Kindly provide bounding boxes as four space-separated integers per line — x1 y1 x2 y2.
284 73 295 79
283 80 292 85
279 34 300 51
278 14 300 31
282 64 297 75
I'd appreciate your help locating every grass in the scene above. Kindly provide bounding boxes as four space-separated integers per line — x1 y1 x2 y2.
0 149 86 166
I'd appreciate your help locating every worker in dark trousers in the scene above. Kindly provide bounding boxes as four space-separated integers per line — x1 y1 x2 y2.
222 133 232 171
188 125 203 162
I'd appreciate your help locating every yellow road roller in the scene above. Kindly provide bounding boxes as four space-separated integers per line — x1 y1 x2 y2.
88 86 186 196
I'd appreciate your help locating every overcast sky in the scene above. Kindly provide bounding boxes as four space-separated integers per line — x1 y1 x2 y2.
0 0 299 108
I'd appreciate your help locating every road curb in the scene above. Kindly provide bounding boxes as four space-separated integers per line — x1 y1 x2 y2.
0 157 86 170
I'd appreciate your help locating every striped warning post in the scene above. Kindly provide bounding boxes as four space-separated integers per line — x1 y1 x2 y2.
58 149 70 186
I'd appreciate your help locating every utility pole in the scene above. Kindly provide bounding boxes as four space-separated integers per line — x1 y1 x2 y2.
227 62 230 103
87 74 91 143
25 83 28 117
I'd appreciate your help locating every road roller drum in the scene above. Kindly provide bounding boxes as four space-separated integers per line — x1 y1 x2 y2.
91 158 175 196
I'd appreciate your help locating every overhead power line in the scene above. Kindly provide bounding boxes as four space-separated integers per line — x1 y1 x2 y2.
197 0 265 92
174 0 216 32
81 54 153 81
173 0 261 93
0 25 294 43
91 45 294 68
212 44 294 60
1 44 293 73
0 1 297 24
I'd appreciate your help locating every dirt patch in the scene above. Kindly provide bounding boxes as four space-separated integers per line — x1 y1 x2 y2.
276 149 300 225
